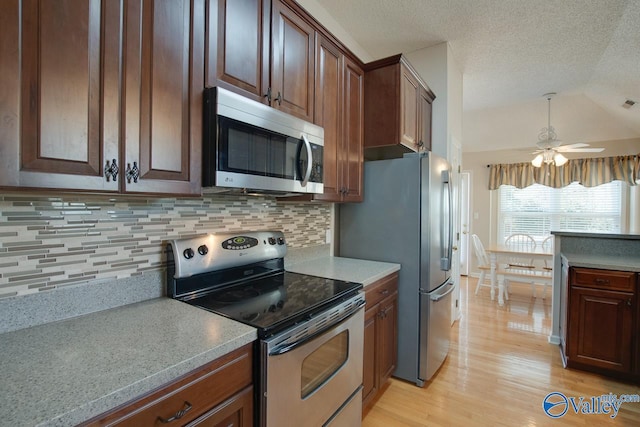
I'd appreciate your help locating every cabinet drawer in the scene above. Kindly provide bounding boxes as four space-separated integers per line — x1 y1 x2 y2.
570 268 636 292
364 272 399 308
83 344 253 427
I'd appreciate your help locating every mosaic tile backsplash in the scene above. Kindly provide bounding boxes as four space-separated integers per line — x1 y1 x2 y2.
0 193 331 299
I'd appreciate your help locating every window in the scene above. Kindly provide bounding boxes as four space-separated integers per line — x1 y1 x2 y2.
498 181 623 244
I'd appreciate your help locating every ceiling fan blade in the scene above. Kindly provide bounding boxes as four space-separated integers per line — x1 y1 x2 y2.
557 143 590 150
558 148 605 153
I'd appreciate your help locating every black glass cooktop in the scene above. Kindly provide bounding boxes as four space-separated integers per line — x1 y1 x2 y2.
186 271 361 337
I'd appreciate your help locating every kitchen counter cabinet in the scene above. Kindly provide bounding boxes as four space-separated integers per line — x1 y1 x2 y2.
561 266 638 379
0 0 203 195
363 54 435 159
362 272 398 414
83 344 253 427
0 298 256 426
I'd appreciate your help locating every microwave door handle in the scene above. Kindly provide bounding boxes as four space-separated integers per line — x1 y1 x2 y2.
300 134 313 186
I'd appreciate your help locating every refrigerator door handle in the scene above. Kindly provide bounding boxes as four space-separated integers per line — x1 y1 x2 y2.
440 170 453 271
430 281 455 302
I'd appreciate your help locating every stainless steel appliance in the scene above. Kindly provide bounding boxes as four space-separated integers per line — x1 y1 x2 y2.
203 87 324 195
339 152 454 386
167 231 364 426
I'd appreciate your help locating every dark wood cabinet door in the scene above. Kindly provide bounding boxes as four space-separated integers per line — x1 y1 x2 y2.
313 35 342 202
399 66 419 151
567 286 634 373
378 293 398 383
418 86 433 152
270 0 315 121
342 57 364 202
122 0 203 195
362 305 378 410
0 0 121 191
207 0 269 103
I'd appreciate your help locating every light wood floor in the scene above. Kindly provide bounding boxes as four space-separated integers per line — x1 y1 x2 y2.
363 277 640 426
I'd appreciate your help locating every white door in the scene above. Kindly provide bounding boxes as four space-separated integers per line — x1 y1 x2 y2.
460 172 471 276
450 138 462 324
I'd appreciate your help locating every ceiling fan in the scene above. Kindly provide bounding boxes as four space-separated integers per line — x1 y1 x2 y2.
531 93 604 167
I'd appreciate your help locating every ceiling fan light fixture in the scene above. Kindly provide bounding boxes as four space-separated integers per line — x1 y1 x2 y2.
553 152 568 166
531 154 544 167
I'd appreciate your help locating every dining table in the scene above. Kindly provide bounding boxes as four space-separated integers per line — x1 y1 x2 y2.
485 244 553 305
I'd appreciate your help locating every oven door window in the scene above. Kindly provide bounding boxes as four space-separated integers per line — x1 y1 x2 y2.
301 330 349 399
218 116 322 183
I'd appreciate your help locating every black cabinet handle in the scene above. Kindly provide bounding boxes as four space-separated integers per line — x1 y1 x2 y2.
125 161 139 184
104 159 119 182
158 401 192 424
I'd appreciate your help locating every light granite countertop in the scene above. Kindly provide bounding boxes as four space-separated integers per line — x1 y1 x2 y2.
552 231 640 240
561 253 640 272
287 256 401 286
0 298 257 427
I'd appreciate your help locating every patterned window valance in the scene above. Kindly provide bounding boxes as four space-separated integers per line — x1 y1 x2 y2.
488 154 640 190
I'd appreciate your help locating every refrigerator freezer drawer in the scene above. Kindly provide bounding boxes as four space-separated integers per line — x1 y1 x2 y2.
420 281 454 382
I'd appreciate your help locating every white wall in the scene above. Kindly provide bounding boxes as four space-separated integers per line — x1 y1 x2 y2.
405 42 462 160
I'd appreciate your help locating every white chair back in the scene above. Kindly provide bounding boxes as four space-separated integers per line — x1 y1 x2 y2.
471 234 490 267
504 233 536 268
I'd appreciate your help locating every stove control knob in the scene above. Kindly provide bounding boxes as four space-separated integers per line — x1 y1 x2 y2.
268 237 276 245
183 248 195 259
197 245 208 256
277 237 285 245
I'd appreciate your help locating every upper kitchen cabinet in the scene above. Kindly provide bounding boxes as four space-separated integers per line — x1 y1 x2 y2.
270 0 315 122
0 0 121 191
0 0 202 196
313 35 363 203
363 54 435 160
207 0 315 122
206 0 270 103
122 0 203 195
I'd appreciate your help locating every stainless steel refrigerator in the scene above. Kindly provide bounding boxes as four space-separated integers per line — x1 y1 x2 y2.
339 152 454 386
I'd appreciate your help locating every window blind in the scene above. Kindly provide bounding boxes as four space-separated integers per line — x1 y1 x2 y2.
498 181 622 244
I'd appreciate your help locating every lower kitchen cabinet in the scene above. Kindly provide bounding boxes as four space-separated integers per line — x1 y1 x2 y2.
563 267 637 379
362 272 398 414
82 344 253 426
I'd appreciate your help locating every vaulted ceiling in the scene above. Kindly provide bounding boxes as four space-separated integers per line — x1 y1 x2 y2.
311 0 640 153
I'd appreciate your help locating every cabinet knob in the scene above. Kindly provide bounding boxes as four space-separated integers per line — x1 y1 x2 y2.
264 87 272 103
275 91 282 106
628 299 633 307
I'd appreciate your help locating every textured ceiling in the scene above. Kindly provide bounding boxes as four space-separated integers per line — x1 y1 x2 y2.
313 0 640 152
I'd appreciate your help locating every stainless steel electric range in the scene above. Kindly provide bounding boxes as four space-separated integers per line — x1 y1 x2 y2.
167 231 365 427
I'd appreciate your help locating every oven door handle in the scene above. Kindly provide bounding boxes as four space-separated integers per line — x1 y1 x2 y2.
269 301 364 356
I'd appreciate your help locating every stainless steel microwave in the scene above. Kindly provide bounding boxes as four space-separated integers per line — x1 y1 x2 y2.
203 87 324 195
